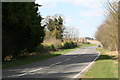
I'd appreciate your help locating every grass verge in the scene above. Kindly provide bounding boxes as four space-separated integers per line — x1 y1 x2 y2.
3 43 96 69
83 48 118 78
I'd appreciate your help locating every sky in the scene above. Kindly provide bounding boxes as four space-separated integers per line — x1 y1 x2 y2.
35 0 108 38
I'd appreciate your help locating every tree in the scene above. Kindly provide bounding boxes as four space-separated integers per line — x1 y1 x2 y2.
63 27 80 41
43 15 65 40
95 0 119 51
2 2 45 60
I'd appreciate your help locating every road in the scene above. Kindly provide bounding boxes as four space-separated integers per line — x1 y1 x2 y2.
2 46 100 80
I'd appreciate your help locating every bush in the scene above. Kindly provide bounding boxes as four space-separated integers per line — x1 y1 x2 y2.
60 41 78 49
41 43 55 51
36 43 56 53
44 44 56 51
85 42 90 44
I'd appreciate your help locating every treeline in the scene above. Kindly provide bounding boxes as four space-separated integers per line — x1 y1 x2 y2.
3 2 80 61
95 1 119 51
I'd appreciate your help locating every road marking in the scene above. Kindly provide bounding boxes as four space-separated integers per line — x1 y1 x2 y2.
81 49 87 54
73 51 100 78
29 68 42 73
49 49 88 67
73 56 77 58
7 73 27 77
7 68 43 77
65 58 71 61
65 49 87 61
49 61 61 67
55 62 61 64
16 73 27 76
49 64 55 66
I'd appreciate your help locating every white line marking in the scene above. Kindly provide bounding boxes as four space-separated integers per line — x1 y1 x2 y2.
81 49 87 54
49 64 55 66
73 51 100 78
16 73 27 76
49 48 87 67
65 58 71 61
29 68 42 73
49 62 61 67
7 68 43 77
73 56 77 58
55 62 61 64
65 49 87 61
7 73 27 77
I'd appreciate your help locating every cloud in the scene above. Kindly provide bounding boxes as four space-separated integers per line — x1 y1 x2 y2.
77 1 105 17
35 0 104 16
79 9 104 17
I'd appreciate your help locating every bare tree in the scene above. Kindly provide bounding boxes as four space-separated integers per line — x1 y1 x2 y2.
95 0 119 51
63 27 80 41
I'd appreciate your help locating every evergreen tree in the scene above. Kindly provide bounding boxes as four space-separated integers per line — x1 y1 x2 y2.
44 15 64 40
2 2 45 60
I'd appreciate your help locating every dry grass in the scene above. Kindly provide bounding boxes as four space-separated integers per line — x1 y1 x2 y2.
43 38 62 49
107 51 119 60
107 51 118 56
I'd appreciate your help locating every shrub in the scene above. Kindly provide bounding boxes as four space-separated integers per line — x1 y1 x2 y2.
42 43 56 51
36 43 56 53
45 44 56 51
60 41 78 49
85 42 90 44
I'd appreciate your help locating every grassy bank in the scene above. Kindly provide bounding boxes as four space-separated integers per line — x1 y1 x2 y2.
83 48 118 78
3 44 96 69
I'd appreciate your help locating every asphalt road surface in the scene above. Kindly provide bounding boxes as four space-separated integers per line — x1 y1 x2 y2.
2 46 100 80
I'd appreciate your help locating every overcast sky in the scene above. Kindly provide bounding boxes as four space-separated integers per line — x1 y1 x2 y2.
35 0 108 38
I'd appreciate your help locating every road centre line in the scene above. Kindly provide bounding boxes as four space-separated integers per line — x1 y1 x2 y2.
7 73 27 77
49 61 62 67
72 49 87 59
73 56 77 58
49 48 88 67
55 62 61 64
7 68 43 77
82 49 87 54
65 58 72 61
16 73 27 76
29 68 42 73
